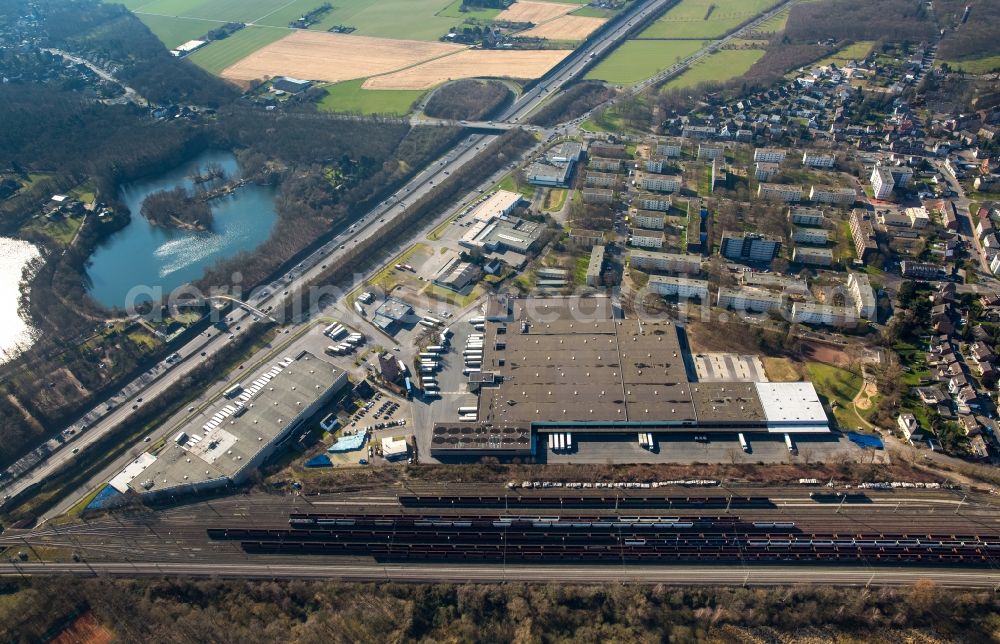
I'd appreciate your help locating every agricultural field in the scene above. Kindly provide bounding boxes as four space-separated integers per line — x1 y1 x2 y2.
585 39 706 85
362 49 571 90
186 27 287 75
437 0 501 21
220 31 463 83
637 0 782 39
662 47 765 89
318 79 425 116
521 15 606 40
496 0 577 23
136 14 216 49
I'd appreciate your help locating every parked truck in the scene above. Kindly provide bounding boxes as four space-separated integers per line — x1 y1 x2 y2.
739 433 749 453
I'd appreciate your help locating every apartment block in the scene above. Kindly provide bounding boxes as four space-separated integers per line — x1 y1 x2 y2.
809 185 856 205
629 228 665 249
791 302 857 327
792 246 834 266
639 174 682 193
585 172 619 188
754 148 786 163
788 207 826 227
648 275 709 300
569 228 604 249
755 162 780 181
757 182 803 202
870 166 896 200
717 286 784 313
792 227 829 245
632 209 667 230
581 188 614 204
644 157 669 173
720 231 782 263
849 209 878 262
589 157 625 172
656 140 682 158
847 272 876 319
635 194 671 211
802 152 835 168
697 144 724 160
629 249 702 274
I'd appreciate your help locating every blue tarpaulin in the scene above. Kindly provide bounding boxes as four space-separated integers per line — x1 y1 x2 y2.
85 484 123 510
848 432 884 450
304 454 332 468
327 432 366 453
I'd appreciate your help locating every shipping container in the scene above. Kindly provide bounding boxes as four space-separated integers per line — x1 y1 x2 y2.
354 301 365 316
566 433 573 450
426 345 445 353
469 316 485 325
457 406 478 415
548 434 555 450
458 414 478 422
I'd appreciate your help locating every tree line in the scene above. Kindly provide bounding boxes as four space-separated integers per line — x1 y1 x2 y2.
423 80 513 122
2 576 997 642
526 80 618 127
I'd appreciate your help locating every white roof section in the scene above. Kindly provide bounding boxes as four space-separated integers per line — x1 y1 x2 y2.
381 436 408 457
754 382 829 431
468 190 522 223
176 39 206 53
108 452 157 493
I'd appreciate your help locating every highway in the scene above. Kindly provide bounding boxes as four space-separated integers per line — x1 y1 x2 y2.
1 0 803 517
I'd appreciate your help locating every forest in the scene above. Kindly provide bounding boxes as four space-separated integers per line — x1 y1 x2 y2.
422 79 513 121
935 0 1000 63
140 186 213 230
783 0 934 44
526 80 618 127
2 576 998 643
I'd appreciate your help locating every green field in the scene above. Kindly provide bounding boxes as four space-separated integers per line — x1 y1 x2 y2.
318 79 425 115
186 27 287 74
751 5 790 33
943 55 1000 74
437 0 501 21
136 14 214 49
586 39 706 84
805 362 862 429
662 48 764 89
637 0 781 39
127 0 462 44
814 40 874 67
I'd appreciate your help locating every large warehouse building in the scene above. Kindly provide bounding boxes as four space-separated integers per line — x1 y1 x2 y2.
432 297 829 457
106 351 348 500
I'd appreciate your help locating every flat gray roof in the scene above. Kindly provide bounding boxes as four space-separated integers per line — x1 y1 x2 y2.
127 352 345 494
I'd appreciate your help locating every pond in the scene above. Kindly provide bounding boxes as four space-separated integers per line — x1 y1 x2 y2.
0 237 40 363
86 150 278 309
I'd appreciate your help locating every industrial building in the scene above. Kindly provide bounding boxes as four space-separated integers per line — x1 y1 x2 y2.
432 297 830 457
526 142 584 187
110 352 349 499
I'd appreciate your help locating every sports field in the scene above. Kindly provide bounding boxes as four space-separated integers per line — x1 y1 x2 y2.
585 39 706 85
496 0 577 23
318 79 425 115
637 0 781 39
362 49 572 89
521 15 606 40
220 31 463 83
662 48 765 89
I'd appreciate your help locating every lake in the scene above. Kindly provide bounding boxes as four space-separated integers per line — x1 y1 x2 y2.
0 237 41 363
86 150 278 309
